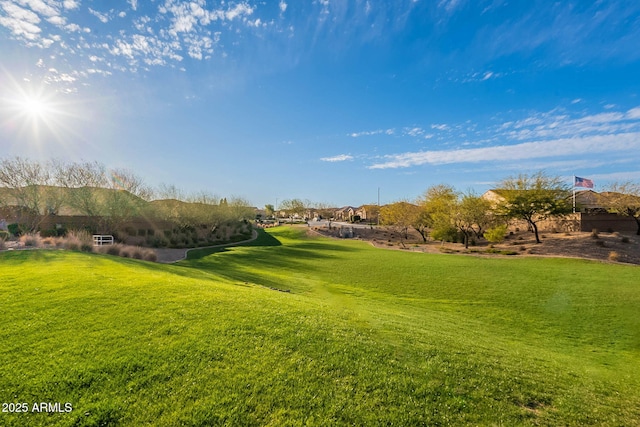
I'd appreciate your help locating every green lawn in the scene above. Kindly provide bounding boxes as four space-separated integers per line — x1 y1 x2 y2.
1 226 639 426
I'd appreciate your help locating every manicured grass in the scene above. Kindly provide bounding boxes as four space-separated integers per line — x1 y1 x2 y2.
1 227 639 426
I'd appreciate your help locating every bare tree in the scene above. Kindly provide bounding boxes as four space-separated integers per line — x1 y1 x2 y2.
0 157 52 231
102 168 152 230
55 161 108 218
279 198 307 221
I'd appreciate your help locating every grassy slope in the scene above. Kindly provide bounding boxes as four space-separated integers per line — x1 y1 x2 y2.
1 227 639 426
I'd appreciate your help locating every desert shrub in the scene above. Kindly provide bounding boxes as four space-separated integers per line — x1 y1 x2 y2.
143 249 157 262
61 230 92 251
484 225 508 243
130 248 144 259
432 226 458 243
591 229 599 239
64 240 80 251
608 251 620 262
621 236 630 243
105 245 121 256
20 233 42 247
147 236 169 248
42 237 55 246
40 229 59 238
68 230 93 245
8 223 26 237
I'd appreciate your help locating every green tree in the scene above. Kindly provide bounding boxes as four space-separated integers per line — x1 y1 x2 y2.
453 192 493 248
264 204 275 218
380 201 420 246
421 184 458 242
495 172 572 243
602 182 640 235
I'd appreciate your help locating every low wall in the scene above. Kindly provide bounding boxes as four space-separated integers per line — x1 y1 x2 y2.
579 213 637 233
507 213 636 234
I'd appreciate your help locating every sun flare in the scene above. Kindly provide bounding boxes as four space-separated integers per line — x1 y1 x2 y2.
0 73 81 153
20 96 50 118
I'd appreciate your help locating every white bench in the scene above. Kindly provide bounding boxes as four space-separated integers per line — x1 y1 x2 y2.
93 235 114 246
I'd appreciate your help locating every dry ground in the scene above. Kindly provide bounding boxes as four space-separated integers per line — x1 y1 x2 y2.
310 226 640 265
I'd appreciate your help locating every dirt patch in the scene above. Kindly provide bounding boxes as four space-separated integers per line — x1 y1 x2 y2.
309 226 640 265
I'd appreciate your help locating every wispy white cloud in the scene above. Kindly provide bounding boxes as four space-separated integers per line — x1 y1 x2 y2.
321 154 353 162
0 1 42 41
591 170 640 182
349 129 394 137
438 0 464 14
497 107 640 141
88 8 110 24
627 107 640 120
20 0 58 18
0 0 263 87
404 127 424 137
63 0 79 10
369 132 640 169
368 105 640 170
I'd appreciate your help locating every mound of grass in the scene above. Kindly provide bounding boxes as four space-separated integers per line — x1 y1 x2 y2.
1 227 639 426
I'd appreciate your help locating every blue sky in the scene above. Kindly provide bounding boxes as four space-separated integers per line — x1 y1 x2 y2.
2 0 640 208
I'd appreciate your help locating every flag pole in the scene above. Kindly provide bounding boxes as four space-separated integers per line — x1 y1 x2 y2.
573 175 576 213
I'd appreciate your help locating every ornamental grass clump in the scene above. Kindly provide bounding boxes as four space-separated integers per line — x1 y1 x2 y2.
64 230 93 251
20 233 42 247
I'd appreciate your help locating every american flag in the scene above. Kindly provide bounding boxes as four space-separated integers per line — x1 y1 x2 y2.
575 176 594 188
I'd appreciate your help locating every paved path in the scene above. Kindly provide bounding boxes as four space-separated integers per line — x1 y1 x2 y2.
154 230 258 263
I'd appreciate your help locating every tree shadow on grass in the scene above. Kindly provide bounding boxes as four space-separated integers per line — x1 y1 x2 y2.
185 229 282 260
5 228 359 291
